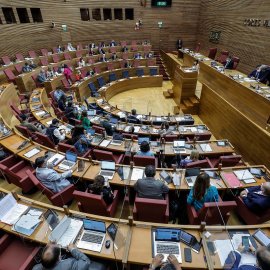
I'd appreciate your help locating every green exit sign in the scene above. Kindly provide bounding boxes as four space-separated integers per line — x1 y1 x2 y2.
157 1 167 6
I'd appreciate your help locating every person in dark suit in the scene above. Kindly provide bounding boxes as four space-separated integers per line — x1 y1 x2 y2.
127 109 142 124
134 52 142 59
101 54 107 62
124 60 131 68
240 182 270 214
176 39 182 50
111 53 118 61
122 46 128 52
258 65 270 83
65 101 77 126
98 48 105 54
109 40 116 47
57 94 66 111
145 52 153 58
22 62 32 73
223 55 234 69
224 244 270 270
248 65 261 79
101 114 115 136
134 165 169 200
37 69 47 84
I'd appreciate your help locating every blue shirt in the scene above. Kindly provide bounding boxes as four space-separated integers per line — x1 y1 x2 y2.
73 134 91 155
136 150 154 157
54 90 65 101
187 186 219 211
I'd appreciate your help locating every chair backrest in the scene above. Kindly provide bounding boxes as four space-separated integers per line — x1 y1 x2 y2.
194 42 200 52
10 102 21 114
35 132 55 148
40 49 48 56
61 77 70 88
2 56 11 64
107 63 114 71
4 69 15 80
88 81 97 93
57 142 80 155
69 73 77 83
133 155 156 167
73 191 108 216
120 61 126 68
122 70 130 78
134 196 168 223
219 155 243 167
131 41 137 45
92 125 105 134
233 62 238 70
75 60 79 67
75 51 82 58
31 73 38 83
15 53 24 61
144 46 150 51
208 48 217 60
132 46 138 52
195 133 212 141
232 56 240 63
77 44 83 50
160 135 178 142
63 53 71 60
28 51 37 58
15 125 34 139
66 62 72 69
186 159 211 169
88 57 95 64
52 55 59 63
52 66 59 72
121 41 127 46
52 47 57 53
219 50 229 63
40 58 49 66
49 90 56 103
81 68 87 77
0 164 24 188
134 60 141 67
109 73 117 82
150 68 157 76
197 201 237 225
93 149 115 161
122 53 128 60
97 77 105 87
122 133 138 140
136 69 144 77
110 47 116 53
14 64 22 74
94 65 101 74
147 60 154 66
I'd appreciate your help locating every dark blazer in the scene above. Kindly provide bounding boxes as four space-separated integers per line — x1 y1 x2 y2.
102 120 115 136
112 55 118 60
242 186 270 214
122 47 128 52
109 42 116 47
57 99 66 111
248 69 260 79
127 115 141 124
224 60 234 69
65 106 76 126
259 67 270 83
224 251 260 270
177 39 182 49
99 49 105 54
134 177 169 200
88 184 114 205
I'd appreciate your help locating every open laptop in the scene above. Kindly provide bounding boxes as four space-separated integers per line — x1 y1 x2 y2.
99 160 116 179
153 228 182 263
77 219 106 252
138 137 150 145
185 167 201 187
111 133 123 146
173 140 186 153
58 151 77 171
86 128 95 140
110 117 118 125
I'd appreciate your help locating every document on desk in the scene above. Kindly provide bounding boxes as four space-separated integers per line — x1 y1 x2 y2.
0 193 28 225
190 127 197 132
123 167 131 179
214 239 234 266
174 116 185 122
199 143 212 152
131 168 144 181
23 147 42 158
99 139 111 148
170 172 180 186
36 111 46 116
134 126 141 133
234 170 254 181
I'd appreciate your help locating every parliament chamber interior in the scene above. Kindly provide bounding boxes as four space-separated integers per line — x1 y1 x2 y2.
0 0 269 269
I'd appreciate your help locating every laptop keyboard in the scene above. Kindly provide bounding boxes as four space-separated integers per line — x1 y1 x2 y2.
61 160 75 167
157 243 180 255
100 171 114 177
111 140 122 144
82 232 103 244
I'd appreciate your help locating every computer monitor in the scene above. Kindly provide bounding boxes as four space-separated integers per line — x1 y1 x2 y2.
138 137 150 145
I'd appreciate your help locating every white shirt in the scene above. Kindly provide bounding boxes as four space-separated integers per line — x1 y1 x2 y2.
79 60 85 68
54 128 65 141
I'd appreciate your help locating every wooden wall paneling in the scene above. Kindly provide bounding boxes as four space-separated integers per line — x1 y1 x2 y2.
199 84 270 169
196 0 270 74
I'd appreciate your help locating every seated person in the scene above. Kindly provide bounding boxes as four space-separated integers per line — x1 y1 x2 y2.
87 175 114 205
240 182 270 214
78 110 91 129
29 60 37 69
125 60 131 68
45 118 66 145
224 244 270 270
86 68 94 77
192 59 200 72
134 52 142 59
56 45 62 53
187 173 219 211
99 41 105 47
136 141 154 157
76 70 84 81
248 65 261 79
57 63 65 74
72 125 91 155
179 150 199 168
20 114 45 134
142 40 148 45
37 69 47 84
57 94 66 111
65 101 77 126
127 109 142 124
134 165 169 200
122 46 128 52
101 54 107 62
158 122 174 135
67 42 75 51
35 156 74 194
111 53 118 61
101 114 115 136
89 47 96 55
22 62 32 73
145 52 153 58
109 40 116 47
78 57 85 68
89 42 95 48
98 48 105 54
54 86 66 101
46 66 55 79
258 65 270 83
150 254 182 270
223 55 234 69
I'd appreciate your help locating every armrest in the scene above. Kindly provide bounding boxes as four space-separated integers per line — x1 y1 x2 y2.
186 195 198 225
18 246 40 270
164 193 169 223
115 154 124 164
0 154 17 166
51 184 75 207
9 160 25 173
0 234 12 255
82 148 92 158
106 190 119 217
205 157 214 168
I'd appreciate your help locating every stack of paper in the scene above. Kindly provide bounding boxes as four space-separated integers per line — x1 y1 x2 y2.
199 143 212 152
134 126 141 133
131 168 144 181
12 214 42 236
175 116 185 122
234 170 255 183
99 140 111 148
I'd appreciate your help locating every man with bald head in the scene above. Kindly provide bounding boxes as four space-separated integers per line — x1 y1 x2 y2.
33 242 106 270
240 182 270 214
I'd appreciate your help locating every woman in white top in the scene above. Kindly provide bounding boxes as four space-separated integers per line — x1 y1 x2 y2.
67 43 74 51
192 59 200 73
78 57 85 68
46 66 55 79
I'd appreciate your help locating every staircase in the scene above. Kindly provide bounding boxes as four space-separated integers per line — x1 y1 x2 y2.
174 96 200 114
154 51 169 81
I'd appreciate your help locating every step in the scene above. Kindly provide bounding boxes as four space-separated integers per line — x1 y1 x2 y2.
189 96 199 104
183 99 193 107
168 89 173 96
174 106 181 114
163 91 171 99
163 77 170 81
179 103 187 111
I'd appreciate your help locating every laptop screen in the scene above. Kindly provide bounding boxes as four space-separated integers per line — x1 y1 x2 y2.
87 110 96 116
185 167 200 177
138 137 150 145
81 105 86 111
86 128 95 136
83 219 106 233
66 151 77 163
156 228 181 242
110 118 118 124
101 160 115 170
173 140 185 147
180 230 193 244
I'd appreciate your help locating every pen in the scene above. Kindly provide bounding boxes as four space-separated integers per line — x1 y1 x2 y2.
45 226 49 237
216 182 222 188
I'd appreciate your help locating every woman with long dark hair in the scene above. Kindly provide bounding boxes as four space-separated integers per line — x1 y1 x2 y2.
187 173 219 211
71 125 91 155
78 111 91 129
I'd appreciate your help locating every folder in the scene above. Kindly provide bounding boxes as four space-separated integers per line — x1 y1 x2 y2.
222 173 242 188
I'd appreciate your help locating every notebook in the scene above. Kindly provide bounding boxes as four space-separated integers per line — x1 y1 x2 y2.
222 173 242 188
